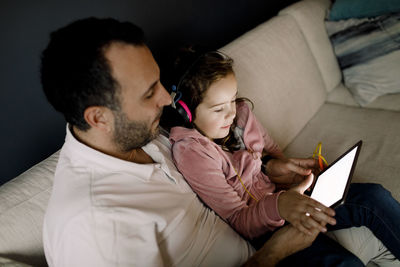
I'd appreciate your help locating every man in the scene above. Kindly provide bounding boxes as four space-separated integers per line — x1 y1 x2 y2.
41 17 389 266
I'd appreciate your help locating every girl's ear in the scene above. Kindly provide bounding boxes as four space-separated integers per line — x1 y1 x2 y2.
83 106 113 133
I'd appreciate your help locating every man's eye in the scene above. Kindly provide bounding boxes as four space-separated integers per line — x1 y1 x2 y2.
145 91 154 99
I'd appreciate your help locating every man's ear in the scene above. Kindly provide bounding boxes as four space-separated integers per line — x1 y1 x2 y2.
83 106 113 133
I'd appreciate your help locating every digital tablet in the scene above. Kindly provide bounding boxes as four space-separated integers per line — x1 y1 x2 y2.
307 140 362 208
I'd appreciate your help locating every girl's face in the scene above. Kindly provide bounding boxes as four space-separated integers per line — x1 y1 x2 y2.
194 73 237 139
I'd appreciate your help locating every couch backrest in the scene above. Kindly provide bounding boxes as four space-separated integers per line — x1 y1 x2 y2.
0 152 58 267
221 11 327 149
279 0 342 93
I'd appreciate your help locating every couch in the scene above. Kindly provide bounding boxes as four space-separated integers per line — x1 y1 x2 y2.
1 0 399 266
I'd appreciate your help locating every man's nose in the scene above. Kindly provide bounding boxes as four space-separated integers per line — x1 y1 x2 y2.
158 84 173 107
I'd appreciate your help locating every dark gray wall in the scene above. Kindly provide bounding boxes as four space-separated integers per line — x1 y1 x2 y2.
0 0 296 185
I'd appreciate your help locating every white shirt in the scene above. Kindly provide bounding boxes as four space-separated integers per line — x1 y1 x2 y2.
43 125 254 267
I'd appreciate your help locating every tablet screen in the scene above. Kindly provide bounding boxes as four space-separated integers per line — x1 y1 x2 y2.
310 142 361 208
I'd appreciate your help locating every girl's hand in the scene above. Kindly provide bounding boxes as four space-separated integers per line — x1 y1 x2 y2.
277 174 336 236
264 158 319 189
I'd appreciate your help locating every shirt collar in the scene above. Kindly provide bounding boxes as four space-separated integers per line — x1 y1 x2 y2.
63 124 175 182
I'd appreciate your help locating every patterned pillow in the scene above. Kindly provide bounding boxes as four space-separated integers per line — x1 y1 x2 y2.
326 13 400 106
329 0 400 21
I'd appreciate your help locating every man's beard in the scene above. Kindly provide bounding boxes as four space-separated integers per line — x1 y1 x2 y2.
112 110 161 152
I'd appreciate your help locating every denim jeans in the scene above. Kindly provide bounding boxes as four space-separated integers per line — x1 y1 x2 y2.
331 183 400 258
277 183 400 266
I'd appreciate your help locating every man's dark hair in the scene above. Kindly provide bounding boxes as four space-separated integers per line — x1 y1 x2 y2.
41 17 145 130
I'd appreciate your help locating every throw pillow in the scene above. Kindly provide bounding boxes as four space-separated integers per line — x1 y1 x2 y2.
325 13 400 106
329 0 400 21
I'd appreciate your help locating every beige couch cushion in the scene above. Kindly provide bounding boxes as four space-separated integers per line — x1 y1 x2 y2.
221 14 326 149
328 84 400 112
284 103 400 201
279 0 342 93
326 83 360 108
0 152 58 266
363 94 400 112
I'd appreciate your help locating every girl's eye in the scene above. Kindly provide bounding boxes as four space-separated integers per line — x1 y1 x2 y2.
214 108 223 113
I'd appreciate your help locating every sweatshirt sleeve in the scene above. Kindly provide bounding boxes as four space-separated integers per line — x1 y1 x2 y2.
238 102 284 159
171 139 284 240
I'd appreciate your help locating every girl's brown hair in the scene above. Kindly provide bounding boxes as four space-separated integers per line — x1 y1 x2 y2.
175 48 254 152
175 49 235 122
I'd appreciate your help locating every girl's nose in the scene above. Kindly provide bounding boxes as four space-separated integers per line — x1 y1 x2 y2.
226 107 236 119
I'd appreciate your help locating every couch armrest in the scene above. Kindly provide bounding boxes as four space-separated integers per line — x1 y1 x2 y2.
0 151 59 267
0 255 33 267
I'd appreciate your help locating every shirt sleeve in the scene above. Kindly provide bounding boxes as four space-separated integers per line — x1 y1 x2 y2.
172 139 284 240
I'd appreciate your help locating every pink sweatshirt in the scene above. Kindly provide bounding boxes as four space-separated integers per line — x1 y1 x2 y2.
169 101 285 239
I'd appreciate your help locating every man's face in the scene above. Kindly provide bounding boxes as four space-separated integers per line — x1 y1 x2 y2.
105 43 171 152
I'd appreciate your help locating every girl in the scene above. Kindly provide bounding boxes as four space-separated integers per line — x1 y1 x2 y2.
163 49 400 261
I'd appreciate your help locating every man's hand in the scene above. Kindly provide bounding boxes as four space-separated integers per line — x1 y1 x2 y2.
277 174 336 235
264 158 319 188
242 225 320 267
